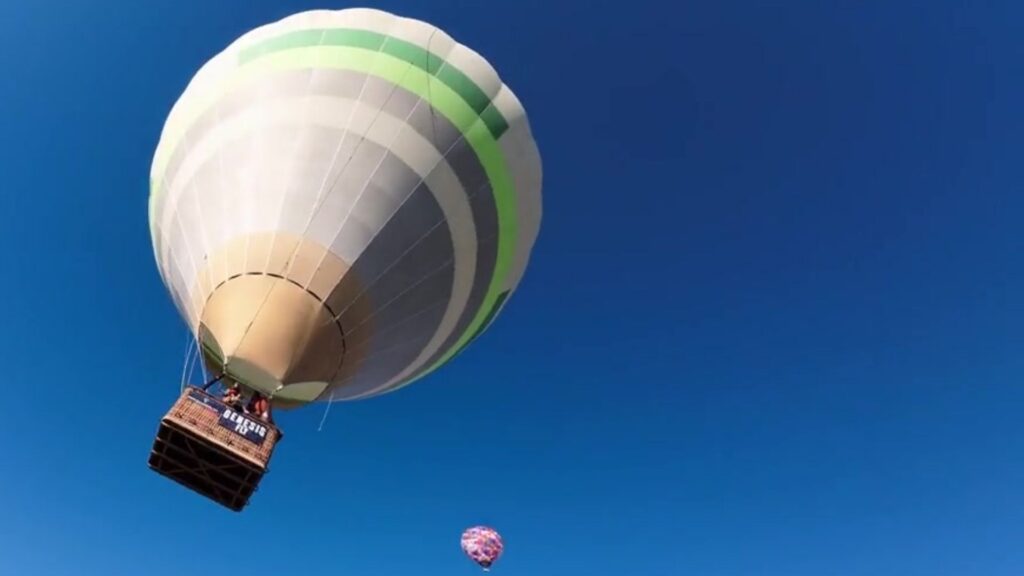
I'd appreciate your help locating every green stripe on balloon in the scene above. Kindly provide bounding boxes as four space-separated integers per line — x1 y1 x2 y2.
237 28 509 138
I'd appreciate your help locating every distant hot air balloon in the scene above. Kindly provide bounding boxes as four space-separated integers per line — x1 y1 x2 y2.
461 526 504 571
146 7 542 510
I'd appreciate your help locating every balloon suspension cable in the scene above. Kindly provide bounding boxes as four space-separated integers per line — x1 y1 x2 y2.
426 29 441 146
317 391 335 432
229 28 375 363
233 28 443 353
201 372 226 392
198 343 209 386
307 29 446 338
180 333 196 393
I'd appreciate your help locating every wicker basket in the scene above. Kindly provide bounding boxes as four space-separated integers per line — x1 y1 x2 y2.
165 386 281 468
148 386 283 511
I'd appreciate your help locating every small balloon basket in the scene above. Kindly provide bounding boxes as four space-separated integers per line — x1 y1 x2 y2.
147 386 283 512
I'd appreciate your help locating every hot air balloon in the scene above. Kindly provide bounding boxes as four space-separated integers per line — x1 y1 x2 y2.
462 526 504 571
146 8 542 511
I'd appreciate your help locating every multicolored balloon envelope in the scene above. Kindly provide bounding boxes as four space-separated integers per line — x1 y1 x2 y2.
461 526 504 570
149 8 542 408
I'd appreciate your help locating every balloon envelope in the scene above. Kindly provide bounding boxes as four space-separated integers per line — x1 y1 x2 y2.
461 526 504 570
149 8 542 407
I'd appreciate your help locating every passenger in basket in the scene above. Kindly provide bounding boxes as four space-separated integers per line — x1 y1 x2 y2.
222 383 243 409
246 391 272 422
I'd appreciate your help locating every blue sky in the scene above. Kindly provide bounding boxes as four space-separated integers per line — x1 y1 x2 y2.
1 1 1023 575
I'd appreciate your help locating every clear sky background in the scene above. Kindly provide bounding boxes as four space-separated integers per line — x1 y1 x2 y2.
0 1 1022 575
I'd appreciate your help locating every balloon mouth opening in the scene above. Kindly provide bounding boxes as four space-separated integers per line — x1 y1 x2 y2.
197 329 331 408
194 272 350 407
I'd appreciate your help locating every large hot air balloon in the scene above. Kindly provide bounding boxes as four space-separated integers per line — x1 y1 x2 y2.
146 8 542 510
461 526 504 571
